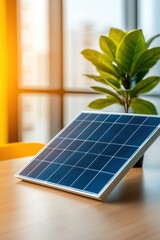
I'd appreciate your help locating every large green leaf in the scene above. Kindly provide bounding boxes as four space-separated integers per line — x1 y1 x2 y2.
147 33 160 47
130 76 160 97
98 68 123 82
84 74 120 90
116 29 147 75
81 49 117 76
84 74 109 85
98 70 121 89
99 36 117 61
109 28 126 45
134 70 148 84
89 96 120 109
104 78 121 90
132 47 160 75
91 86 122 102
97 69 118 80
130 98 158 114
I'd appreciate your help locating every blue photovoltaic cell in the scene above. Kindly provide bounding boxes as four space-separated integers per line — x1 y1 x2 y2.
16 112 160 201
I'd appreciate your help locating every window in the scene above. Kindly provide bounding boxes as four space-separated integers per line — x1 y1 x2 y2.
63 0 125 125
6 0 160 143
14 0 126 143
138 0 160 94
18 0 55 143
63 0 125 90
138 0 160 112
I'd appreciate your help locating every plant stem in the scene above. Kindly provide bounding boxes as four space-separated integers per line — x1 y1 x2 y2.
123 95 128 113
123 75 130 113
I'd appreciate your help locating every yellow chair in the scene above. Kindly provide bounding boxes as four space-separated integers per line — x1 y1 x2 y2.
0 142 45 160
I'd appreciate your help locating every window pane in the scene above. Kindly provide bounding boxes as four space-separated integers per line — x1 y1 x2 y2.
19 94 60 143
138 0 160 37
63 0 125 90
18 0 50 88
138 0 160 94
63 94 123 125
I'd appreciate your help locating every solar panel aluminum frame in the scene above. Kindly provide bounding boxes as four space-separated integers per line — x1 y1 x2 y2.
15 111 160 201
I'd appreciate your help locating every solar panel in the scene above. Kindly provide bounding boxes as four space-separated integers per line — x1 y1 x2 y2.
15 112 160 201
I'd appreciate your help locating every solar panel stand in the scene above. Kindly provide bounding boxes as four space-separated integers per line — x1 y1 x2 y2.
133 155 144 168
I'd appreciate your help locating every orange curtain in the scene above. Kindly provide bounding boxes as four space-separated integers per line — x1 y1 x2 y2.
0 0 8 143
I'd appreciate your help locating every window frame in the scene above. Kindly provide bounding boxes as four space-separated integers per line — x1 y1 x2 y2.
7 0 157 143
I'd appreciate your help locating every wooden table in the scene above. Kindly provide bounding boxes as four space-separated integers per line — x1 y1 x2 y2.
0 143 160 240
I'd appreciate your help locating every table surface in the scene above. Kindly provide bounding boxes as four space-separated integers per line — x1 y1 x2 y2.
0 140 160 240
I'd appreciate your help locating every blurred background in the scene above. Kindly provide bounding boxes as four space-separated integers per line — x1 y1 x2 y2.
0 0 160 144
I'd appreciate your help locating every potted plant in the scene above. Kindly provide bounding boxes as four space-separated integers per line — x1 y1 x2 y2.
81 27 160 113
81 27 160 166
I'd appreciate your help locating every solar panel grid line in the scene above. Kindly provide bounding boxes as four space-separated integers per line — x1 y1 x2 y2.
78 118 121 143
47 112 103 156
56 165 104 191
18 118 160 201
35 146 86 180
36 163 60 181
22 112 118 187
64 117 111 156
67 151 119 190
21 116 151 182
23 117 87 177
27 161 48 179
69 118 144 192
15 112 160 201
45 162 82 184
56 154 100 185
62 119 149 185
37 148 55 161
15 111 107 175
48 114 122 188
86 116 149 146
67 114 123 157
82 167 113 191
113 119 156 148
45 149 127 174
98 116 146 145
60 113 95 139
72 113 110 139
36 151 84 182
82 116 157 169
84 156 128 195
17 136 68 175
44 149 98 185
56 164 89 185
104 118 147 150
40 114 143 191
24 113 92 179
38 113 112 184
19 115 142 182
69 116 142 177
34 143 94 181
19 146 151 191
17 151 52 178
55 113 88 139
25 147 62 178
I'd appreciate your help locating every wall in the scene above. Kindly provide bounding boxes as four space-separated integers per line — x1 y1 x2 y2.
0 0 8 143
